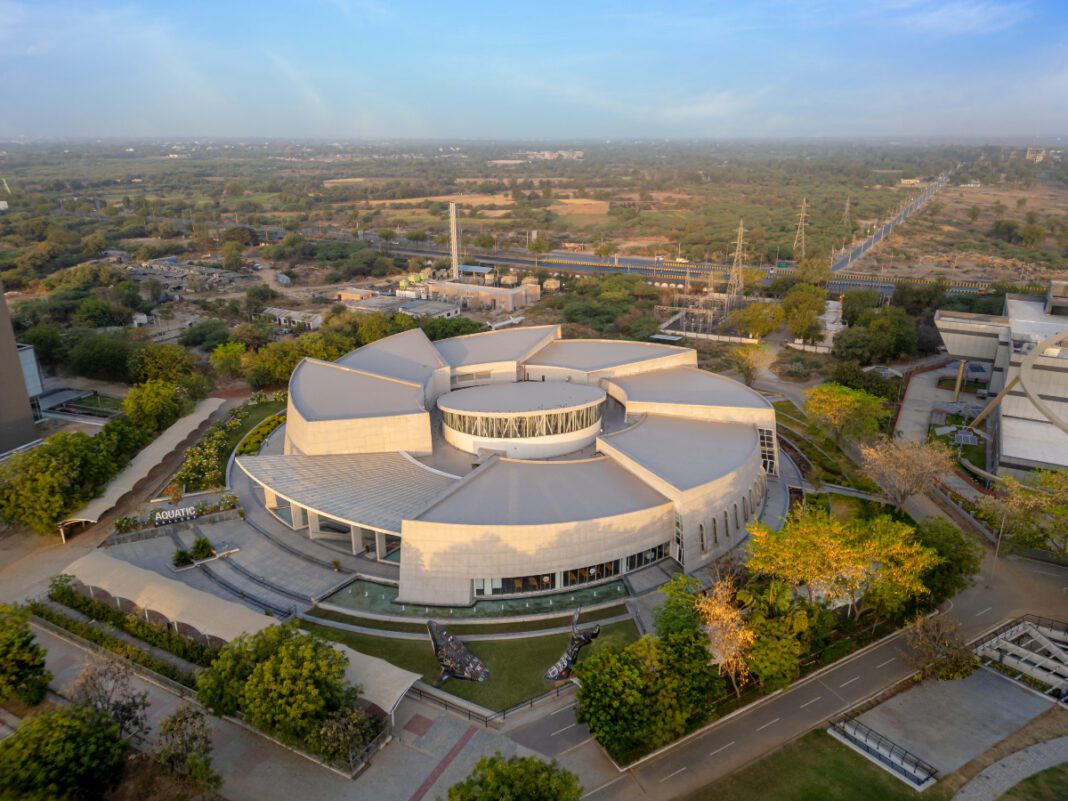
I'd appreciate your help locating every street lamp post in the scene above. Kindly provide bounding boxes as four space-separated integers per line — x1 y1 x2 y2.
992 510 1008 574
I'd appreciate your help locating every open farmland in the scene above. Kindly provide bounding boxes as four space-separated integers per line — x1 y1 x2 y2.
850 182 1068 283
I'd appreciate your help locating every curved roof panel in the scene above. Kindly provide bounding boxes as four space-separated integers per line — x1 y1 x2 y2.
433 325 560 368
415 456 670 526
599 415 759 491
237 452 458 533
335 328 446 386
607 366 772 410
290 358 425 421
437 382 604 415
523 339 693 372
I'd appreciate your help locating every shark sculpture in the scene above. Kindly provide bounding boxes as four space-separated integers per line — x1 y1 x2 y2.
544 609 600 681
427 621 490 684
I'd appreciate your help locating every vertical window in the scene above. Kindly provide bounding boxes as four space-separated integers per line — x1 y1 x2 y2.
759 427 778 476
699 523 706 553
734 503 740 529
712 517 718 545
724 511 730 538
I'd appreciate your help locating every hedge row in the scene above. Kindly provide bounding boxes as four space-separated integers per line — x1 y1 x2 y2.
237 413 285 456
29 601 198 688
48 576 217 667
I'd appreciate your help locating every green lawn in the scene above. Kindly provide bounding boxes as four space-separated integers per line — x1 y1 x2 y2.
73 393 124 412
305 604 628 635
683 730 948 801
1000 763 1068 801
301 619 640 711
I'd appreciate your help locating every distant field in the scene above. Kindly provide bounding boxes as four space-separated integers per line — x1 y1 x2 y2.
323 177 367 186
552 198 610 216
369 192 514 207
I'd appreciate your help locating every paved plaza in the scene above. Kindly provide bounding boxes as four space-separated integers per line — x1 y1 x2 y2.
856 667 1055 775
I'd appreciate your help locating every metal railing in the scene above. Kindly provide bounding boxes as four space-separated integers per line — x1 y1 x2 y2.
406 681 576 727
832 718 938 786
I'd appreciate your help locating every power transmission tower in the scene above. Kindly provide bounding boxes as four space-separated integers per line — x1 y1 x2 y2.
726 218 746 309
793 197 807 261
842 194 851 227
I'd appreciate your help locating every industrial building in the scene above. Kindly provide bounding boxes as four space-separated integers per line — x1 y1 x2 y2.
237 325 780 606
935 281 1068 475
427 280 540 312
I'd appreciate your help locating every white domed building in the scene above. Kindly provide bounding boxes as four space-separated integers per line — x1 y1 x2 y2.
237 325 781 606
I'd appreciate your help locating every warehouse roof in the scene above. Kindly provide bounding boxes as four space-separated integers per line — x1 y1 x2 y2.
237 452 459 532
599 415 759 491
524 339 694 373
290 358 425 420
335 328 447 387
433 325 560 368
415 455 670 526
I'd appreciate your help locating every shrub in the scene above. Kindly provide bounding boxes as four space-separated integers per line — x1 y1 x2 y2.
190 536 214 561
172 549 194 568
0 604 52 706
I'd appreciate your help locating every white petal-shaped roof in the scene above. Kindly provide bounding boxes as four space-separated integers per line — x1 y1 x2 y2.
599 415 759 491
237 452 458 532
335 328 447 387
523 338 693 373
433 325 560 368
414 455 671 526
289 358 425 421
606 366 772 411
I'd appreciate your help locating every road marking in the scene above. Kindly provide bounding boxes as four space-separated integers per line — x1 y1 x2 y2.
550 703 576 716
799 696 823 709
582 776 625 798
709 741 735 757
551 723 576 737
558 737 593 757
975 607 993 617
756 717 781 732
876 658 896 668
659 767 687 783
839 676 860 688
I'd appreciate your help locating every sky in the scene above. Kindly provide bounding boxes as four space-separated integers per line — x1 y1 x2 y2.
0 0 1065 140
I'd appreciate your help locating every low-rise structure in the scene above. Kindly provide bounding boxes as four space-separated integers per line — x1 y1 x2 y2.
935 281 1068 475
258 307 323 331
428 280 540 312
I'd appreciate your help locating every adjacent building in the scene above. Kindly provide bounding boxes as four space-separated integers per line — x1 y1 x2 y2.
237 325 779 606
0 288 39 454
935 281 1068 475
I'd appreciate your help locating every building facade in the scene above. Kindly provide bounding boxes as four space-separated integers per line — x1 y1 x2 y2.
935 282 1068 475
238 325 778 606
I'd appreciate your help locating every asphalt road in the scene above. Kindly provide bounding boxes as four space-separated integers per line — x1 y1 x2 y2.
504 550 1068 801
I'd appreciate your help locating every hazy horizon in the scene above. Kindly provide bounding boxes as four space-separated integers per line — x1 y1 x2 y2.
1 0 1066 140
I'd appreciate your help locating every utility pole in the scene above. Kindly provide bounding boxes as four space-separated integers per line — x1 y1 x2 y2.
793 197 807 261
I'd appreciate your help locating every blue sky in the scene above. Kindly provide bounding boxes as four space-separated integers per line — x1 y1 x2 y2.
0 0 1065 139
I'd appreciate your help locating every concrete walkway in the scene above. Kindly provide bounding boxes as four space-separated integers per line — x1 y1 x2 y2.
952 736 1068 801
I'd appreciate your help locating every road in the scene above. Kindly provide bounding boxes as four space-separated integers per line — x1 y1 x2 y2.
503 551 1068 800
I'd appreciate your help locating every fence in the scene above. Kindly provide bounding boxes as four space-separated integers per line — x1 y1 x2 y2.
831 717 938 786
406 681 577 728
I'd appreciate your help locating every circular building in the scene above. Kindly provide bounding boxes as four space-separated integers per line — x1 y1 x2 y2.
237 325 780 607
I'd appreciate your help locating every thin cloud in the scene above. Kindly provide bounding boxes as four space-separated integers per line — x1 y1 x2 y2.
891 0 1026 34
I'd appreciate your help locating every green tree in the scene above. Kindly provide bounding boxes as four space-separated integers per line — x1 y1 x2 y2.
967 205 981 222
122 379 189 433
153 703 222 792
210 340 246 376
0 604 52 706
804 383 887 445
82 231 107 256
223 240 244 270
978 469 1068 558
19 324 65 365
1019 223 1046 247
782 283 825 342
245 283 278 314
447 753 581 801
913 518 982 604
0 706 126 801
841 289 883 326
528 236 551 265
180 319 230 351
69 653 149 740
904 615 978 680
726 302 783 338
653 573 703 639
746 616 803 690
75 297 130 328
128 342 197 384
